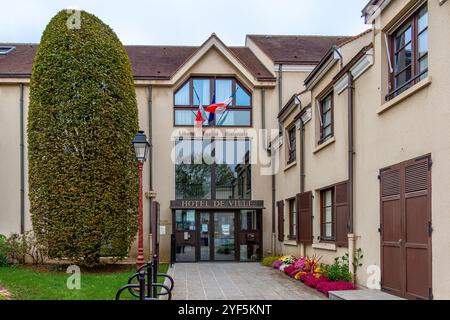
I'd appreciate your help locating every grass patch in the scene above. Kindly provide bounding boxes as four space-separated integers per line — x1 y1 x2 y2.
0 264 168 300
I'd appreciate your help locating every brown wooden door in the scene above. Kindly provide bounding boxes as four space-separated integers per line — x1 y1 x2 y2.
380 155 432 300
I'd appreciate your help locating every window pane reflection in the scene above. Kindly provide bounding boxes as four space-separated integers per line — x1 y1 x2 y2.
216 110 251 126
215 140 251 200
175 139 213 199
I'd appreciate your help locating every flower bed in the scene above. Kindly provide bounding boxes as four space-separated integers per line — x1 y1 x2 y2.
271 255 356 297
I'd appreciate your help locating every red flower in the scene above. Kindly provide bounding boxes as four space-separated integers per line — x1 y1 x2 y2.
304 276 330 288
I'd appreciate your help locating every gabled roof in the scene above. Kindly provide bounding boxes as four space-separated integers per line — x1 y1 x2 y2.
247 35 352 65
0 39 275 82
304 29 372 88
361 0 389 23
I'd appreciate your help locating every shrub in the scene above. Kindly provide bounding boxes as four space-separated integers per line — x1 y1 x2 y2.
0 235 8 266
2 232 47 265
261 256 280 267
321 257 353 282
28 10 139 266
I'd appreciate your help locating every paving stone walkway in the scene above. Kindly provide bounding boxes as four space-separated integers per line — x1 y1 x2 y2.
165 263 325 300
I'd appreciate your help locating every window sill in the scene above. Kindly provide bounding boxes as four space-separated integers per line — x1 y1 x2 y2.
377 76 432 115
284 240 298 247
284 161 297 171
312 242 337 252
313 137 335 154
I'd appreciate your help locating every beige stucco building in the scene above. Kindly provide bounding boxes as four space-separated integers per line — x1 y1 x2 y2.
274 0 450 300
0 0 449 300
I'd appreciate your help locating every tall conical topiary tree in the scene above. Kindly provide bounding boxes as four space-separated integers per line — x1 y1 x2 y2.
28 10 139 266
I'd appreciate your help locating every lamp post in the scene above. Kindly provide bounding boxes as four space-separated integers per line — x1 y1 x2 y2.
132 131 149 267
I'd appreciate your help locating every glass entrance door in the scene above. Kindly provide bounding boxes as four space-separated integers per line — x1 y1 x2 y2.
199 212 211 261
213 212 236 261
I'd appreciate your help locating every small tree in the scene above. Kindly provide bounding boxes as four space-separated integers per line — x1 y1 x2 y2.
28 10 139 266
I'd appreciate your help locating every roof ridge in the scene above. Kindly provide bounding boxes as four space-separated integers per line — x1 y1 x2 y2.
337 29 373 48
247 34 353 39
124 44 199 48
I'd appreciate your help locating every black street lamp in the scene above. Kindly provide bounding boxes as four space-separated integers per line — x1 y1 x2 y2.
132 130 149 267
132 131 150 162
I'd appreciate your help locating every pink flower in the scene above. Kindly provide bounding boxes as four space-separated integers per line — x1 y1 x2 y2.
300 273 315 283
272 260 282 269
304 276 330 288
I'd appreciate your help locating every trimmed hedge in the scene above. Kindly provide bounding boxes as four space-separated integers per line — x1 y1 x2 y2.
28 10 139 266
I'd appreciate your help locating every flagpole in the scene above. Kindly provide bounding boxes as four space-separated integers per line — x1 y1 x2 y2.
216 86 240 125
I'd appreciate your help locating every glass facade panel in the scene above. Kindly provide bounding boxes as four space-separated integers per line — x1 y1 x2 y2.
175 109 195 126
240 245 260 262
193 79 210 106
176 245 196 262
215 139 251 200
236 83 251 106
200 212 210 261
215 79 232 103
174 77 252 127
175 138 252 200
175 139 213 199
214 212 235 261
175 82 190 105
240 210 259 230
216 110 251 126
175 210 196 231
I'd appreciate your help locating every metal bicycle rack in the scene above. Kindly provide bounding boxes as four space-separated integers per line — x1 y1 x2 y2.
115 255 174 300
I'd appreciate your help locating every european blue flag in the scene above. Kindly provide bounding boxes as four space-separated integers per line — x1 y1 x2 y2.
208 92 216 124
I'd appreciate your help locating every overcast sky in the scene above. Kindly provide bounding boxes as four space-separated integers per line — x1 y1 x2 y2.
1 0 370 46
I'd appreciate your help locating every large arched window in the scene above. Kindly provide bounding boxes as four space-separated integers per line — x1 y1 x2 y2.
174 77 252 127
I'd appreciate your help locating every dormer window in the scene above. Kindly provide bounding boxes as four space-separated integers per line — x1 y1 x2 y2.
174 77 252 127
0 46 15 55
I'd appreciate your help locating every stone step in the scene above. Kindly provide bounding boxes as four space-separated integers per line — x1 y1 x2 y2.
329 289 405 300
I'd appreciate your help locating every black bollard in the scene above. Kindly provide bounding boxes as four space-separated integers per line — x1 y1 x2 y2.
138 270 146 300
146 261 153 298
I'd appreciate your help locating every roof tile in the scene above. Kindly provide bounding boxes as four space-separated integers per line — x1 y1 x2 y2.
0 43 275 81
247 35 353 64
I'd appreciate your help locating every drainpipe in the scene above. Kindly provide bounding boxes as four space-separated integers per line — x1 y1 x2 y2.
299 115 306 258
299 117 305 194
261 88 266 129
147 85 153 254
346 71 355 276
271 64 283 255
20 84 25 234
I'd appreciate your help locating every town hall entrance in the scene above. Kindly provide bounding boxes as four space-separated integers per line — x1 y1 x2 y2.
171 201 264 263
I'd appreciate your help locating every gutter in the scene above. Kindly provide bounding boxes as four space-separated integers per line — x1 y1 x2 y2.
347 72 354 234
19 84 25 234
271 64 283 255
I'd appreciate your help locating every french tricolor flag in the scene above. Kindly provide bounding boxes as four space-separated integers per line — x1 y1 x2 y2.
205 96 233 123
194 103 207 128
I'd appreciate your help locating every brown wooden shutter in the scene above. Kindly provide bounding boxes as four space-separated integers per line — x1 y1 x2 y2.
403 156 432 300
335 181 349 247
297 192 313 243
277 201 285 242
379 164 402 296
